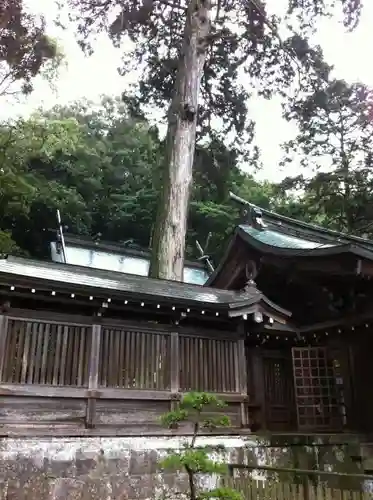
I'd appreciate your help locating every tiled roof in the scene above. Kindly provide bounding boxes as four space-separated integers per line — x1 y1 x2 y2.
231 191 373 255
0 256 289 316
240 225 336 250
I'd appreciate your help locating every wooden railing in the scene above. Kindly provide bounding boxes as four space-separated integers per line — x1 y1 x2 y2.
0 311 248 435
222 477 373 500
223 464 373 500
2 318 91 386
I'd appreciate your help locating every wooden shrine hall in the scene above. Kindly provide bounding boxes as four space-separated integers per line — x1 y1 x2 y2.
1 195 373 437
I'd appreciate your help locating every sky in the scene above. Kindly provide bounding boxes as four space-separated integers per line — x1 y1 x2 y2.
3 0 373 182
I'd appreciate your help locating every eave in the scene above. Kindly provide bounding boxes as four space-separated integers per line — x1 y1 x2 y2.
0 256 291 324
229 191 373 252
237 226 373 260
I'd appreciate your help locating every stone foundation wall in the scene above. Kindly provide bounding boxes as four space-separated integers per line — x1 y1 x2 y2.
0 435 364 499
0 436 249 500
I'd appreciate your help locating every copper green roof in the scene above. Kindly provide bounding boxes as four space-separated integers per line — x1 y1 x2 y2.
229 192 373 258
206 193 373 287
240 224 335 250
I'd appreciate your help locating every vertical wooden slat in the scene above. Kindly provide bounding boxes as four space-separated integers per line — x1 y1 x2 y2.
155 332 161 389
103 327 110 387
139 331 145 389
0 315 9 382
109 329 116 386
114 328 121 387
14 321 24 382
184 337 189 390
124 329 131 388
216 338 223 392
33 323 44 384
59 325 69 385
252 350 266 429
237 337 248 427
86 324 101 428
71 327 79 385
212 336 218 392
27 322 38 384
78 326 86 386
118 329 124 386
52 324 62 385
64 327 73 386
134 331 139 387
160 334 166 389
40 323 50 384
20 322 32 384
170 331 179 397
222 340 228 393
88 325 101 389
228 340 234 391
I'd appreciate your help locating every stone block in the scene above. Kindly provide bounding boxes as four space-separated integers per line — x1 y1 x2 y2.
49 478 84 500
75 458 97 476
129 450 159 475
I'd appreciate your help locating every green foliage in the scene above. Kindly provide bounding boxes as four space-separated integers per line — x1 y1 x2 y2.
159 392 242 500
67 0 361 153
161 392 229 429
282 78 373 236
0 230 23 256
199 487 243 500
160 448 228 475
0 95 298 262
0 1 61 97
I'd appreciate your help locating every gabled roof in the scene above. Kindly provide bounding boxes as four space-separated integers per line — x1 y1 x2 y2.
0 256 291 321
237 224 373 259
206 193 373 287
230 192 373 257
232 192 373 255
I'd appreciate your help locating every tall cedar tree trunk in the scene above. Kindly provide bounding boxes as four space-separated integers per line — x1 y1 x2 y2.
149 0 211 280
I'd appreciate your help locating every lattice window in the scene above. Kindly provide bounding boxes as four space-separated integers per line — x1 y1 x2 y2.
98 328 171 390
179 336 237 393
292 347 342 430
2 319 91 386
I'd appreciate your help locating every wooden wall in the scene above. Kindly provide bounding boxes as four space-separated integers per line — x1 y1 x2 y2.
0 311 247 436
347 329 373 433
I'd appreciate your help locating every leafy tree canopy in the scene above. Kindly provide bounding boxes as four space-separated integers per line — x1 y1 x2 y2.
0 0 63 97
0 96 297 261
66 0 361 146
281 78 373 235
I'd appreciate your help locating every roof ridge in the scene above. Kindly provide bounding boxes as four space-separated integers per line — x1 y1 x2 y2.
230 191 373 248
3 255 222 292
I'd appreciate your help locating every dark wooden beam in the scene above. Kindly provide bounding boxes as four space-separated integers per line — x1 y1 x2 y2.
86 324 101 428
170 331 180 397
0 383 247 402
0 426 253 438
236 322 248 427
0 315 8 382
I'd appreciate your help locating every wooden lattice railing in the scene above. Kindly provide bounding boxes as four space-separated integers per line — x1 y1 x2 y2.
222 464 373 500
2 319 91 386
222 477 373 500
0 311 248 434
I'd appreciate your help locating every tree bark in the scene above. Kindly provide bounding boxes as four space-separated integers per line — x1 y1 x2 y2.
149 0 211 280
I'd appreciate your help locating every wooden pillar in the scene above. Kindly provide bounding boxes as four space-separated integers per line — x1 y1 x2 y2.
236 321 249 427
86 323 102 428
252 351 266 430
170 331 180 410
0 315 8 382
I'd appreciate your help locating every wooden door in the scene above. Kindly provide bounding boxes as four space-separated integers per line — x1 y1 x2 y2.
262 350 295 430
